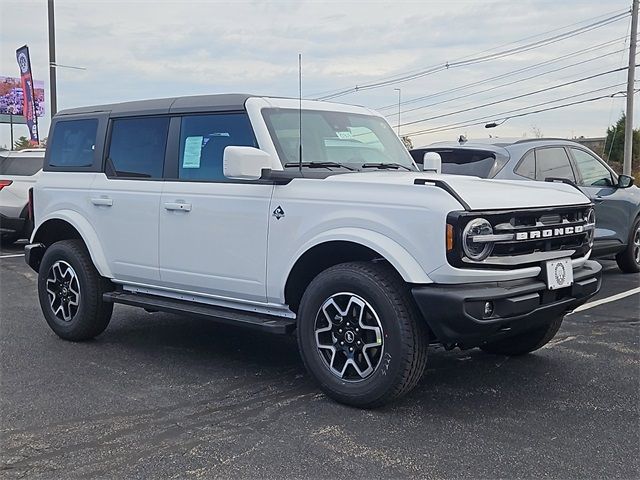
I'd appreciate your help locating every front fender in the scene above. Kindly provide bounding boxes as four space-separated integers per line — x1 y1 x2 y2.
273 227 433 303
31 210 112 278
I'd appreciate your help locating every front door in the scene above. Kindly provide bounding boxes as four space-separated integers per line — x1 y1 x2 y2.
567 147 628 251
158 112 273 303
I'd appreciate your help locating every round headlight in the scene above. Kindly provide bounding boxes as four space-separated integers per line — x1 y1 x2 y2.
463 218 494 261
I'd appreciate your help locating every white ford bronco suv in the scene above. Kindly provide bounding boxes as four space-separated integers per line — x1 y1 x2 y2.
26 94 602 407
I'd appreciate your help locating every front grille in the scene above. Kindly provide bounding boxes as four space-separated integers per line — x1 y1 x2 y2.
447 205 594 269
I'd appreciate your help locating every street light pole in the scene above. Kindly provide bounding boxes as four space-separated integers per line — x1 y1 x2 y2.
48 0 57 116
394 88 401 136
623 0 638 176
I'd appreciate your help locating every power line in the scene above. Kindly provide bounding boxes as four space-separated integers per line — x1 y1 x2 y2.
314 10 630 100
405 90 632 137
310 8 630 99
396 65 634 128
401 82 627 135
385 46 627 119
311 8 630 99
376 36 628 112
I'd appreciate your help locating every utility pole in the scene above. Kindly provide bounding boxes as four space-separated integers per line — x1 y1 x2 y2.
623 0 638 176
9 113 14 150
394 88 401 136
48 0 57 116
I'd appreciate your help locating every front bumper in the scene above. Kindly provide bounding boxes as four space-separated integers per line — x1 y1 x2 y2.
412 260 602 348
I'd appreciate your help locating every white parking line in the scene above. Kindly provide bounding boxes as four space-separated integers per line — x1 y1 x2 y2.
571 286 640 313
0 253 25 259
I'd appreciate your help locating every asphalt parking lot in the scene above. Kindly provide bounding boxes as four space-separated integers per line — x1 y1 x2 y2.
0 241 638 479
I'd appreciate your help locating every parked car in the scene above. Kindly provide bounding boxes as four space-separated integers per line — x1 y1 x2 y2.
0 148 45 245
25 95 601 407
411 138 640 273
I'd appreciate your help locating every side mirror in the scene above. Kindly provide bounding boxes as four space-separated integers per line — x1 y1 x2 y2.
423 151 442 173
618 174 634 189
223 146 273 180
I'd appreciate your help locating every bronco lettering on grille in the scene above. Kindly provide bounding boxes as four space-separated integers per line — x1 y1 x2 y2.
514 225 584 241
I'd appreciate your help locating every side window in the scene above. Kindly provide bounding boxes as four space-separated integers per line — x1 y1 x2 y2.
515 150 535 179
48 119 98 168
178 113 257 181
570 148 613 187
106 117 169 178
535 148 575 182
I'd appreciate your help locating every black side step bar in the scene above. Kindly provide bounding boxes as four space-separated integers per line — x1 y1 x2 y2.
103 291 296 334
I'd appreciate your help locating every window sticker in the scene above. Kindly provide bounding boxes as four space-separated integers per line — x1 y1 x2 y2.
336 131 353 139
183 136 203 168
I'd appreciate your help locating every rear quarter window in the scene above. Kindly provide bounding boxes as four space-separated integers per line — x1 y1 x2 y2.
48 118 99 168
514 150 535 179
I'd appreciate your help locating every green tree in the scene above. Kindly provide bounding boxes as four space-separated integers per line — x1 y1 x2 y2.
13 136 31 151
603 112 640 165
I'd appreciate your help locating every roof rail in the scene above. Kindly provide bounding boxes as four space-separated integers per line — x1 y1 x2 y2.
513 137 572 144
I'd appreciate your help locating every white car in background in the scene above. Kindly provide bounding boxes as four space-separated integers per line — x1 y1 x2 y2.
0 149 45 246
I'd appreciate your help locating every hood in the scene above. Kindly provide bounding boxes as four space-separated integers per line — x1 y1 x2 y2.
324 171 590 211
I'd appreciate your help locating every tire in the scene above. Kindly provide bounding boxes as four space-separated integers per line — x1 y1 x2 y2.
296 261 428 408
480 315 564 356
37 239 113 341
615 217 640 274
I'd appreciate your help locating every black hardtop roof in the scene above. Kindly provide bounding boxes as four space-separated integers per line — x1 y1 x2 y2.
55 93 258 117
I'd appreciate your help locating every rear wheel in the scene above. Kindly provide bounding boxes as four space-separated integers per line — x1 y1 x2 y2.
480 315 563 356
297 261 428 408
615 217 640 273
37 239 113 341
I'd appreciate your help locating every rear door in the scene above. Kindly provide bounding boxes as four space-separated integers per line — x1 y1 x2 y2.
533 147 577 183
90 116 169 283
158 112 273 303
567 147 628 250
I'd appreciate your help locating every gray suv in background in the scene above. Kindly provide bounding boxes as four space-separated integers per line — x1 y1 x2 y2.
411 138 640 273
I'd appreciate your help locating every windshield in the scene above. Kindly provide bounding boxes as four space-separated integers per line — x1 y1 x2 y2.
262 109 417 171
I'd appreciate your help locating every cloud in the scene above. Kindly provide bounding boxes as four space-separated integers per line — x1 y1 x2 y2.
0 0 634 147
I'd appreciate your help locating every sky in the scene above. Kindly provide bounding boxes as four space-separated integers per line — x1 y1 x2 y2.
0 0 636 149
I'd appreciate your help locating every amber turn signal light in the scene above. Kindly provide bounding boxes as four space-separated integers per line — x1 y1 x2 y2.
446 224 454 252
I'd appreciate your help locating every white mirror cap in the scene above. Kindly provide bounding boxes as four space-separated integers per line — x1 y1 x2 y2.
223 146 273 180
423 151 442 173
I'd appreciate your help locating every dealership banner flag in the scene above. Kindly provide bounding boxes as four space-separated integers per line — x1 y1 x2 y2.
15 45 39 145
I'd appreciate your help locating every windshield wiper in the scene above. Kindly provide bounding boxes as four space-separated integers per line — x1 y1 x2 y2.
362 162 414 171
283 161 355 171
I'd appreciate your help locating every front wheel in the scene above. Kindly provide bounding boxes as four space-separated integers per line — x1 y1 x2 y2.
480 315 564 356
37 239 113 341
297 261 428 408
615 217 640 273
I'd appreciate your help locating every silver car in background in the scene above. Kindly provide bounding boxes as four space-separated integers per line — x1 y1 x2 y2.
411 138 640 273
0 149 45 246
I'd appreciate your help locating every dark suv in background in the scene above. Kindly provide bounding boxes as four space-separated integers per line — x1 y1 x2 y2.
411 138 640 273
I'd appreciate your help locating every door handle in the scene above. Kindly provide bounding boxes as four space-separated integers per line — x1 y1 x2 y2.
90 197 113 207
164 201 192 212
